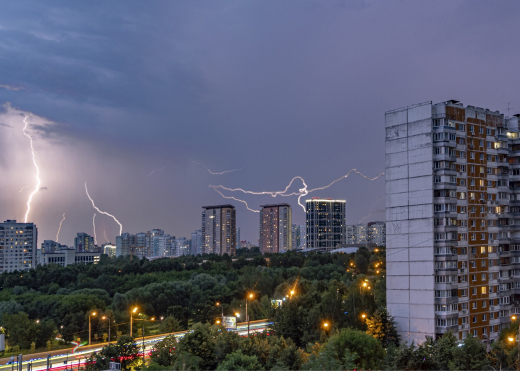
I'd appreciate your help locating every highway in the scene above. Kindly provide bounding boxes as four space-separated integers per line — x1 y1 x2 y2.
0 320 271 371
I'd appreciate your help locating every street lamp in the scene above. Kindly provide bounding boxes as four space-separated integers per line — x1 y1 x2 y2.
235 312 240 318
216 302 223 318
246 293 254 337
89 311 97 345
130 307 138 336
102 316 111 344
511 315 520 361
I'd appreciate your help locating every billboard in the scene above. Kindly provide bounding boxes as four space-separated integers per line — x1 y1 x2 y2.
271 299 283 308
223 316 237 329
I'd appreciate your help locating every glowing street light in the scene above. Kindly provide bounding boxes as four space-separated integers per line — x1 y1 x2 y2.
246 293 254 336
130 307 138 336
102 316 111 344
89 311 97 345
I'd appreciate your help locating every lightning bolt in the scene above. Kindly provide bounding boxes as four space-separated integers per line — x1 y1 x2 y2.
92 213 97 245
146 166 167 176
192 160 244 175
210 169 385 212
56 213 66 242
22 115 41 223
85 182 123 235
19 184 31 193
357 196 386 224
103 230 109 243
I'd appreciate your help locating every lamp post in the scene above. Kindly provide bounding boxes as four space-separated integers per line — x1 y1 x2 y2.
246 293 253 337
216 302 223 318
89 311 97 346
512 315 520 361
130 307 138 337
102 316 111 344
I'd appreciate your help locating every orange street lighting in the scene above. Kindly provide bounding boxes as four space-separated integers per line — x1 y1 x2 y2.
151 317 155 321
513 315 517 321
130 307 138 336
376 270 380 274
323 322 330 330
36 320 40 324
290 290 295 295
216 319 221 324
216 302 220 306
362 282 367 287
249 293 254 299
133 307 138 313
89 311 97 345
235 312 240 317
361 313 366 319
509 337 515 342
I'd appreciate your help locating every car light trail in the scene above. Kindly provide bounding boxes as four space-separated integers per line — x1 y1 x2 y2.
211 169 385 212
22 115 41 222
56 213 66 242
85 182 123 235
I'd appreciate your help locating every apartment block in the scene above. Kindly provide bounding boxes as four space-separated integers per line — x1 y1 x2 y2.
385 100 519 344
346 224 368 244
259 204 292 254
0 220 37 273
306 198 346 249
202 204 236 255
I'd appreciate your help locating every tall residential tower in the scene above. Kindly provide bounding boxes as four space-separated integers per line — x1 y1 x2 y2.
386 100 519 344
0 220 37 273
305 198 346 249
202 204 236 255
259 204 292 254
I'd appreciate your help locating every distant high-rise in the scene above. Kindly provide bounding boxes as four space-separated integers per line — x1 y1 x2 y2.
367 221 386 246
152 235 173 257
74 232 95 252
236 227 241 249
0 220 38 273
259 204 292 254
202 204 236 255
174 237 189 257
346 224 368 244
291 224 307 249
191 230 202 255
299 225 306 248
306 198 346 249
116 233 136 257
42 240 67 254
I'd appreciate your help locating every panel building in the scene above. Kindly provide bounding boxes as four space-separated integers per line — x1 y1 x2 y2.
191 230 202 255
367 221 386 246
305 198 346 249
0 220 37 273
74 233 95 252
259 204 292 254
202 205 236 255
385 100 520 344
346 224 368 244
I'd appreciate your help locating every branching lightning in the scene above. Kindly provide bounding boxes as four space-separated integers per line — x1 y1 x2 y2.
357 196 386 224
22 115 42 222
56 213 66 242
210 169 385 212
92 213 97 245
85 182 123 235
103 230 109 243
192 160 244 175
146 166 167 176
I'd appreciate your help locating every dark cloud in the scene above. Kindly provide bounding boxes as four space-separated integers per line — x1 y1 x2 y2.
0 0 519 245
39 187 48 191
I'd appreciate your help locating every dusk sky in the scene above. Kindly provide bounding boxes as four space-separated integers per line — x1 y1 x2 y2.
1 0 519 246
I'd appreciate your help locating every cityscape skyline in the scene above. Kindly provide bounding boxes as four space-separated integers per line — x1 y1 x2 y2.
1 1 519 248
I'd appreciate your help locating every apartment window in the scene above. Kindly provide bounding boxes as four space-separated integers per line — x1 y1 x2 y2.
472 288 477 296
471 261 476 268
487 128 492 135
469 125 474 132
480 127 484 134
482 273 487 281
470 179 475 186
461 289 468 296
481 233 486 241
460 179 466 186
471 165 475 173
472 315 477 323
471 233 476 241
482 287 487 295
434 176 441 183
470 152 475 159
471 274 477 281
473 329 478 337
460 165 466 172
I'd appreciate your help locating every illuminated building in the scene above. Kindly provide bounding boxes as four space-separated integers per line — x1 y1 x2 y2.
346 224 368 244
385 100 520 344
305 198 346 249
0 220 37 273
191 230 202 255
259 204 292 254
74 232 95 252
202 204 236 255
103 243 117 257
43 248 101 266
367 221 386 246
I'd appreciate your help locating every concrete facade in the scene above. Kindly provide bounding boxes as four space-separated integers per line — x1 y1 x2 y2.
202 204 236 256
386 100 520 344
0 220 37 273
259 204 292 254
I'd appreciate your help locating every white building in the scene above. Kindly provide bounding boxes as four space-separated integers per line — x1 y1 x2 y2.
174 237 189 257
152 235 173 257
346 224 368 244
43 248 101 267
191 230 202 255
0 220 37 273
367 221 386 246
103 243 117 257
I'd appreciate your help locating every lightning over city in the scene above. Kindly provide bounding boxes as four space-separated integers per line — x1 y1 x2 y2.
192 160 245 175
210 169 385 212
146 166 168 176
85 182 123 236
357 196 386 224
22 115 41 223
56 213 66 242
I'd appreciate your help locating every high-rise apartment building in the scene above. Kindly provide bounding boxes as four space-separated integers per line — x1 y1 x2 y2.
0 220 37 273
385 100 519 344
202 204 236 255
42 240 67 254
191 230 202 255
74 233 95 252
346 224 368 244
367 221 386 246
306 198 346 249
259 204 292 254
116 233 137 257
291 224 301 250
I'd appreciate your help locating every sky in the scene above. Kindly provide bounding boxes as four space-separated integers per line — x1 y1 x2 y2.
1 0 520 246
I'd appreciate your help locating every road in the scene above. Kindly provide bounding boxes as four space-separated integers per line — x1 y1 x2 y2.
0 320 271 371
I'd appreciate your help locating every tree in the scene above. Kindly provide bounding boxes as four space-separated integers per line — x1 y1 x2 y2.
303 342 357 371
3 312 38 349
365 308 399 347
176 323 217 370
329 327 385 370
450 335 489 371
149 335 178 367
85 335 140 371
159 316 182 333
216 350 263 371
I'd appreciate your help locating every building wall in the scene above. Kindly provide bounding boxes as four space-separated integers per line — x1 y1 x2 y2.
385 101 435 344
259 204 292 254
202 205 236 255
0 220 37 273
306 200 346 249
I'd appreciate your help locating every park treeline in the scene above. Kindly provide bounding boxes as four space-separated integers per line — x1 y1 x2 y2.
0 247 383 351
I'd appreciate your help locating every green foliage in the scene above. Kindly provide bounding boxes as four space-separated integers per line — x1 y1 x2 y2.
85 335 140 371
159 315 182 333
365 308 399 347
450 335 489 370
149 335 178 367
216 350 263 371
3 312 39 349
328 327 384 370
